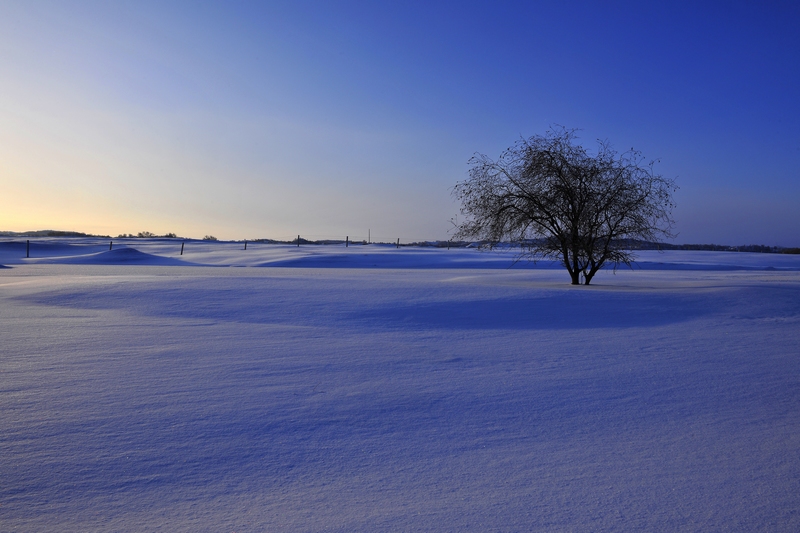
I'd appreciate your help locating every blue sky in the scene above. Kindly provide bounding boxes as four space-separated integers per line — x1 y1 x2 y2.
1 1 798 245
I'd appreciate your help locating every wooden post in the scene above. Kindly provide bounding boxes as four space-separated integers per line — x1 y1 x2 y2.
110 241 113 251
368 229 370 244
346 236 349 247
297 235 300 247
26 240 29 258
447 240 450 250
181 242 184 255
244 240 247 250
396 238 399 249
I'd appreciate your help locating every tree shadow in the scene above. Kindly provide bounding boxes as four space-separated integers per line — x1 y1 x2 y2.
20 282 711 331
351 292 710 330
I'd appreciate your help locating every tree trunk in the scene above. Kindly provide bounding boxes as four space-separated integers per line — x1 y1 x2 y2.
585 263 601 285
570 247 581 285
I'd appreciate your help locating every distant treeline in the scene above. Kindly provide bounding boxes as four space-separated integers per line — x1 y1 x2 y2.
628 240 800 254
115 232 181 239
0 230 113 238
444 239 800 254
0 230 182 239
2 231 798 254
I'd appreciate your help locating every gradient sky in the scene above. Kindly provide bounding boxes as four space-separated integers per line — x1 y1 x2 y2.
1 1 798 245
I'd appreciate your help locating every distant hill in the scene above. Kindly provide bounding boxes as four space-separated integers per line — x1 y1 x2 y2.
628 240 799 254
451 239 800 254
0 230 112 238
2 232 798 254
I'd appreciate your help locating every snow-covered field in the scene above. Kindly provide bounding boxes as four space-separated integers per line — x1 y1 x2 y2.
2 239 799 531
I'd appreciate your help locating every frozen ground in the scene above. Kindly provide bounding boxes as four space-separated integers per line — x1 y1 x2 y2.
1 239 799 531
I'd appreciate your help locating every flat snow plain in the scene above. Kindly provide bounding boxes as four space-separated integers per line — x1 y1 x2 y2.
2 239 799 532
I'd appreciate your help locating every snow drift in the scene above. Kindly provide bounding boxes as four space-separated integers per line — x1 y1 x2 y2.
1 238 799 531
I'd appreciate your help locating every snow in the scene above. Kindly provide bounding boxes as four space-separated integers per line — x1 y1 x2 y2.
1 239 799 531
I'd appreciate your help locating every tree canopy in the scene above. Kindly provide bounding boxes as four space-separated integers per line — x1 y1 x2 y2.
453 128 677 285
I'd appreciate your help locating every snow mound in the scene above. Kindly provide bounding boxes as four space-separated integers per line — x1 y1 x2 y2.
31 246 192 266
2 238 799 271
2 265 799 531
259 248 562 269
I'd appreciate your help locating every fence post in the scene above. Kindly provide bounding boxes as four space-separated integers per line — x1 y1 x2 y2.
346 236 349 247
181 242 184 255
26 240 29 258
110 241 113 251
297 235 300 247
244 240 247 250
396 238 399 249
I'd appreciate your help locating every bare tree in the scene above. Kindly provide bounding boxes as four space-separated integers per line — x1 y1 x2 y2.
453 128 677 285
